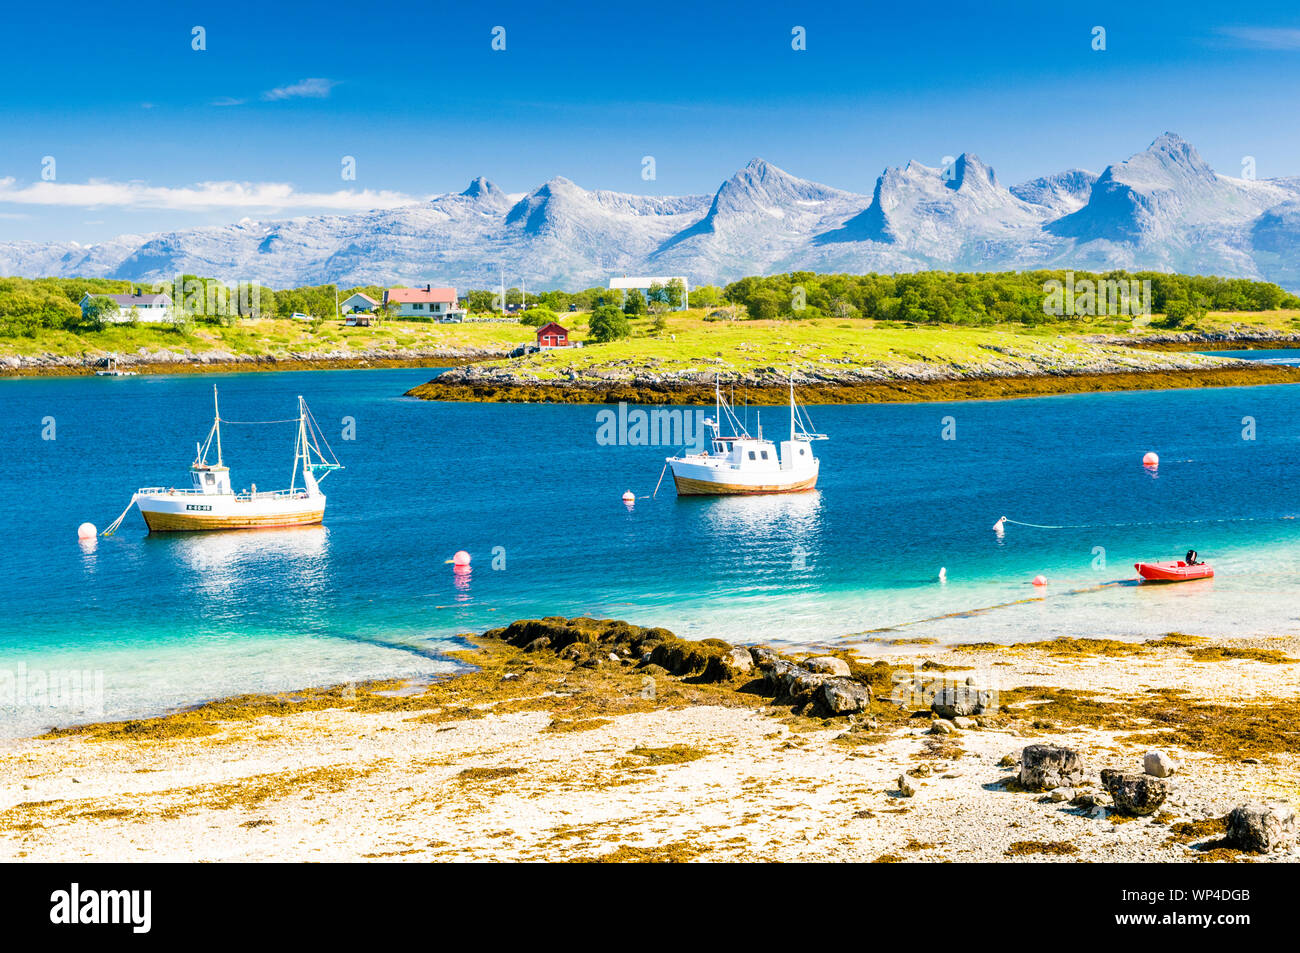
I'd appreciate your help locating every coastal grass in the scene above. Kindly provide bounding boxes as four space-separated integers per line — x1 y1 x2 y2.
620 745 709 767
1005 840 1079 857
998 684 1300 761
39 622 769 744
0 316 529 364
415 309 1240 383
570 841 711 863
951 633 1211 657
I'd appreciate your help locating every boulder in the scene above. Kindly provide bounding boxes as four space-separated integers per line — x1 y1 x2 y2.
931 684 992 719
779 669 828 705
1143 750 1179 778
930 719 956 735
1101 769 1170 816
523 637 551 652
817 677 871 715
1071 791 1111 810
804 656 851 677
1225 802 1297 853
1048 787 1073 802
952 716 977 730
750 646 783 671
1019 744 1088 791
897 774 916 797
704 646 754 681
761 659 797 694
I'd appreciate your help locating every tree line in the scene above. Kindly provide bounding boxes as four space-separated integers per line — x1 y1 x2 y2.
4 270 1298 337
718 271 1300 325
0 276 392 336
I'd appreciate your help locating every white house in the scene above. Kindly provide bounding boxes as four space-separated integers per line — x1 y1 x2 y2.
79 291 175 323
608 276 690 311
340 292 378 314
382 285 467 322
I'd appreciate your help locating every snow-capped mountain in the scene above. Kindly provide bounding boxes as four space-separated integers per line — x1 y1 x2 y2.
1009 169 1099 217
5 133 1300 290
812 153 1051 269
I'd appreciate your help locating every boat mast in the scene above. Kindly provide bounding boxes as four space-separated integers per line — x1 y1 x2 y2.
789 374 795 444
292 395 306 493
213 385 223 466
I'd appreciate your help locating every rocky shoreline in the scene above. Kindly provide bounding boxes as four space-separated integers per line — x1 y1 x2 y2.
1112 330 1300 351
0 346 508 378
3 617 1296 862
407 363 1300 405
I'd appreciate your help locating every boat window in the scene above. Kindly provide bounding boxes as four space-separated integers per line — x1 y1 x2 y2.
799 448 805 455
205 473 215 484
760 451 769 460
748 451 756 460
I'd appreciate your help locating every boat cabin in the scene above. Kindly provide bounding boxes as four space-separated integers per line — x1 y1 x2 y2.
190 463 232 495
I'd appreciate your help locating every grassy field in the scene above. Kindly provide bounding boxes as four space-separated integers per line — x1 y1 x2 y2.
0 317 533 361
5 305 1300 377
457 308 1300 383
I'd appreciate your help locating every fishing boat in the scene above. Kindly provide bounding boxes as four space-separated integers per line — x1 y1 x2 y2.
1134 560 1214 583
103 387 342 534
665 377 826 495
94 356 136 377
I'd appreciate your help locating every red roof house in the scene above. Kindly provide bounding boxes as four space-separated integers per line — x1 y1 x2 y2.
536 322 569 348
382 285 464 320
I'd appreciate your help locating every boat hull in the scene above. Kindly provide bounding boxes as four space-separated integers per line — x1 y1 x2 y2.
1135 561 1214 583
136 492 325 532
671 472 818 495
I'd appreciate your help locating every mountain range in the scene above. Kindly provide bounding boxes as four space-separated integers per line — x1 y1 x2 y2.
5 133 1300 291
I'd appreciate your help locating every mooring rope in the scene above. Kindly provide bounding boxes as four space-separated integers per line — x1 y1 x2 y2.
1000 514 1297 531
101 493 138 537
651 464 668 499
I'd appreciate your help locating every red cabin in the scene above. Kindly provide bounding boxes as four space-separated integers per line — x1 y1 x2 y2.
536 322 569 348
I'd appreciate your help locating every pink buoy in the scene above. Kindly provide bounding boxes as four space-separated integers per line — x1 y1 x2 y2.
1032 574 1047 587
1142 452 1159 468
452 550 471 567
77 522 97 539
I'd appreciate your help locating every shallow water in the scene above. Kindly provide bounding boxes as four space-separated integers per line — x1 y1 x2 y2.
1200 347 1300 365
3 367 1300 735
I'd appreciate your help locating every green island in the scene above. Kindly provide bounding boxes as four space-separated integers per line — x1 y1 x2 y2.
7 271 1300 401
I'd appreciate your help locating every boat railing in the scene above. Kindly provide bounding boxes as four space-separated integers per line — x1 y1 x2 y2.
137 485 313 501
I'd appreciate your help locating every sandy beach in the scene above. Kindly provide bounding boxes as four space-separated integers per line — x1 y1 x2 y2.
2 619 1298 863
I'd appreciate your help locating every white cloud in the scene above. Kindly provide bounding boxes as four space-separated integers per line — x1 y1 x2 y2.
0 177 426 213
261 78 339 101
1217 27 1300 50
211 97 246 107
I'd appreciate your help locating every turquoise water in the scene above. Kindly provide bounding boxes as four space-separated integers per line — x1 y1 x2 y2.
1201 348 1300 365
3 367 1300 735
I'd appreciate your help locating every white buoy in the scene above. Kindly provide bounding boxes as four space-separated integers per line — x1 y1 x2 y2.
77 522 97 539
622 490 635 504
451 550 471 567
1143 451 1159 468
938 567 947 583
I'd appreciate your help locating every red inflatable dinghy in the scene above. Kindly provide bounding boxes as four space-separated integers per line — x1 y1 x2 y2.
1134 560 1214 583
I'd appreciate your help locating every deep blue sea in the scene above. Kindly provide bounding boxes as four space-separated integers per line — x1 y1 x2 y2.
4 364 1300 735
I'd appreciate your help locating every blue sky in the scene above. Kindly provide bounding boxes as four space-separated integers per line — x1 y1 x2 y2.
3 0 1300 242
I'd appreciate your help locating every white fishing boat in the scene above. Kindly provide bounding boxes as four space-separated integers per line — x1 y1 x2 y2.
94 356 136 377
103 387 342 534
665 377 827 495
